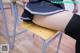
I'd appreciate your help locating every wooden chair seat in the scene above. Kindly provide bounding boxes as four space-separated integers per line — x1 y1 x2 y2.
20 22 58 40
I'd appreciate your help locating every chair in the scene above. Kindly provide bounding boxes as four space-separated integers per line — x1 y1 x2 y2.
20 22 63 53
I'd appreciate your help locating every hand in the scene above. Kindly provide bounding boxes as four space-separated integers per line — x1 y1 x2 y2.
72 4 78 14
73 7 78 14
21 0 29 4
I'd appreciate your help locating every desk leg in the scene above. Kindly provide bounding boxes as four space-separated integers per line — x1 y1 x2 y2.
0 0 10 49
9 1 19 49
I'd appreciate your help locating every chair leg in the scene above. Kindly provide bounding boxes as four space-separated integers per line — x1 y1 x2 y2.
42 40 47 53
56 32 62 53
32 34 38 53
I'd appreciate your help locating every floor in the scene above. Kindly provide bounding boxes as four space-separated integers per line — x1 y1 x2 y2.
0 3 76 53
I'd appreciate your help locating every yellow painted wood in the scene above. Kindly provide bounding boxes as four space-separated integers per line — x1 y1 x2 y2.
20 22 58 40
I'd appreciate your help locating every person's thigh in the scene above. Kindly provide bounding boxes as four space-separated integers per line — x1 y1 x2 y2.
33 11 73 31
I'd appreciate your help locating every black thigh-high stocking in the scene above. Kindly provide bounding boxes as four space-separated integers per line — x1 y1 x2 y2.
76 40 80 53
64 14 80 53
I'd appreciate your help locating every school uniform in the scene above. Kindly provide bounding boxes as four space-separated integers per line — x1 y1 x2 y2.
21 0 65 21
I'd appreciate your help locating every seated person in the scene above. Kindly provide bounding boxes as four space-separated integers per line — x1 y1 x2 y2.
21 0 79 53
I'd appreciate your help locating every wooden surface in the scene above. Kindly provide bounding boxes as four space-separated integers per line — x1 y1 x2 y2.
0 3 76 53
21 22 58 40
